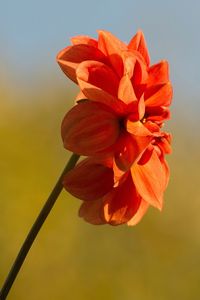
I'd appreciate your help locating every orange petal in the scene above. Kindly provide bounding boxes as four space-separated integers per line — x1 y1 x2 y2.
138 144 154 165
56 44 107 83
127 199 149 226
122 52 148 106
147 60 169 87
144 121 161 133
156 133 172 154
114 132 151 172
126 119 152 136
122 51 137 78
145 106 170 123
118 74 137 104
112 159 127 186
98 30 127 77
126 95 145 120
76 60 119 97
63 158 114 201
71 35 98 48
122 50 148 84
128 30 150 66
76 61 126 114
144 82 173 107
131 150 166 210
61 101 120 156
77 80 126 115
79 199 106 225
104 173 141 225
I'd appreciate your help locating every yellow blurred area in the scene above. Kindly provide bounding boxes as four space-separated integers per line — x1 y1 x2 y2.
0 74 200 300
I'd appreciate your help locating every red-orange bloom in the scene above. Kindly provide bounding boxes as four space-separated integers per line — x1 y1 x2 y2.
57 30 172 225
57 30 172 124
62 130 171 225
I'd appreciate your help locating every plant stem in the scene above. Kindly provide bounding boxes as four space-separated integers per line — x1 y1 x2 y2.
0 153 79 300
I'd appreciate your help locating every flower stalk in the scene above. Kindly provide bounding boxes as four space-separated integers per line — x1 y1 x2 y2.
0 153 79 300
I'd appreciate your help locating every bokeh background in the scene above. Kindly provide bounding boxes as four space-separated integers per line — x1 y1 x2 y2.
1 0 200 299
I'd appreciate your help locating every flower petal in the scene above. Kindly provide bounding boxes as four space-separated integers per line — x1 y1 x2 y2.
104 173 141 225
144 82 173 107
147 60 169 87
122 50 148 84
112 159 127 186
76 61 126 114
98 30 127 77
77 60 119 96
145 106 170 123
61 101 120 156
63 158 114 201
114 132 152 172
131 149 166 210
126 119 153 137
118 74 137 104
56 44 107 83
138 144 154 165
156 133 172 154
126 95 145 121
79 199 105 225
128 30 150 66
127 199 149 226
71 35 98 47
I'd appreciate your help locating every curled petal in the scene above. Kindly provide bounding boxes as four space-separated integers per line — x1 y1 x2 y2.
61 101 120 155
133 60 148 86
122 50 148 84
63 158 114 201
156 133 172 154
138 144 154 165
98 30 127 77
114 133 138 171
56 44 107 83
144 82 173 107
79 199 105 225
145 106 170 123
127 199 149 226
131 150 166 210
147 60 169 87
77 60 119 97
112 159 127 186
126 119 152 136
118 74 137 104
126 95 145 120
76 61 126 114
144 121 161 133
114 132 152 172
122 51 137 78
104 173 141 225
128 30 150 66
71 35 98 47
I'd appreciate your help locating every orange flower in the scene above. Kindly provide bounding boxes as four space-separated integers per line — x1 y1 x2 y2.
63 138 170 225
57 30 172 124
57 29 172 225
60 100 171 225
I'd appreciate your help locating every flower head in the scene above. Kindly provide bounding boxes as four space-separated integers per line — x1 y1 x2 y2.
57 29 173 226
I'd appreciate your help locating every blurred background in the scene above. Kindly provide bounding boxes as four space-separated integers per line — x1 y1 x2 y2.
0 0 200 299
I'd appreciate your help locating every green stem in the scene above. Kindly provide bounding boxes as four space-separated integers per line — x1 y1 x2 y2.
0 153 80 300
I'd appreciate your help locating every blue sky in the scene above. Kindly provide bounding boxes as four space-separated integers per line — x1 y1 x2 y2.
1 0 200 116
